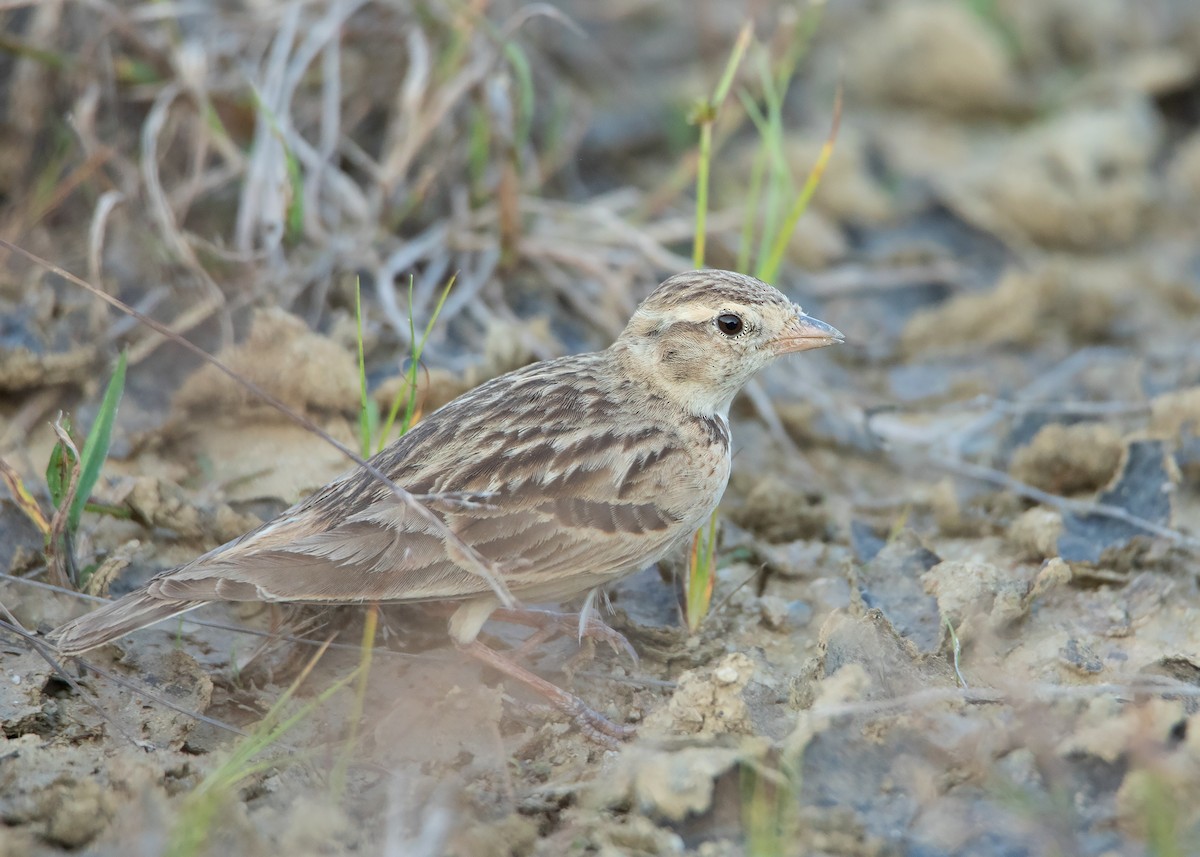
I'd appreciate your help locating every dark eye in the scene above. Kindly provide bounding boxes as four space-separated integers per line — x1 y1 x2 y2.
716 313 744 336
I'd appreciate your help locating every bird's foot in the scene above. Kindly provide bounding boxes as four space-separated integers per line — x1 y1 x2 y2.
489 606 638 664
461 641 635 747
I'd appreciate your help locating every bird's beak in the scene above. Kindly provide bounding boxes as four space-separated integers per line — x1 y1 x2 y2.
773 310 845 354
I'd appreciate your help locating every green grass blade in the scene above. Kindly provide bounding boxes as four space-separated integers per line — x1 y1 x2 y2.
246 87 305 245
686 510 719 632
380 275 455 449
504 42 536 151
757 83 842 284
693 120 715 268
713 23 753 106
468 104 491 196
45 416 74 511
378 276 417 448
419 275 455 346
355 279 371 458
379 276 414 446
692 23 753 268
750 56 791 278
283 144 305 244
68 352 126 533
400 276 454 435
399 277 420 435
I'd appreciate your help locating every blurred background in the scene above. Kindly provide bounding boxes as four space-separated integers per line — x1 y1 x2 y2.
2 1 1200 855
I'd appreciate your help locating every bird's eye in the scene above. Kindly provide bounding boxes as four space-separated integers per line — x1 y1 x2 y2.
716 313 744 336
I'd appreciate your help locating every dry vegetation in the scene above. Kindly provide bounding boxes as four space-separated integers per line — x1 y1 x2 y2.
3 1 1200 855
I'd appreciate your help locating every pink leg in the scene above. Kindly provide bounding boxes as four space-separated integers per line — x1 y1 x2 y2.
462 641 636 746
488 607 638 663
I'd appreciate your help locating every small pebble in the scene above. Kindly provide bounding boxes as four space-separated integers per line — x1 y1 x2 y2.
787 599 814 627
759 594 814 630
713 664 740 685
758 595 790 630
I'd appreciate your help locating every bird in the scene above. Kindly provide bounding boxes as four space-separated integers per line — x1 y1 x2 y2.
49 269 842 736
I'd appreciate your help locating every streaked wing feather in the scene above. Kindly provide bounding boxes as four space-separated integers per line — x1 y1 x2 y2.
141 355 722 607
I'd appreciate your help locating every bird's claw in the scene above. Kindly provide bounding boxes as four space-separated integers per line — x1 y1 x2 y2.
462 640 635 747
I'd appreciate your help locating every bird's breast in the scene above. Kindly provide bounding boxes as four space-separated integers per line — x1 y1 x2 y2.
667 412 732 528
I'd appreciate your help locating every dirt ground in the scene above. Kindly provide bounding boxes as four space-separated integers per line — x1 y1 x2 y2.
3 1 1200 855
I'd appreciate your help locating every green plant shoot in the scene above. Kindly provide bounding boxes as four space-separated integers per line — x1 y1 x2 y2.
691 21 753 269
46 351 127 536
740 760 799 857
378 274 455 449
685 509 719 633
354 278 375 458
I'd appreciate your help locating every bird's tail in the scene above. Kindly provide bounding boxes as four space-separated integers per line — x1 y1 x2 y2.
48 591 208 656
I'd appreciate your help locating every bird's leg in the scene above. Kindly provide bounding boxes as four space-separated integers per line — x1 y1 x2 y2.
506 621 560 662
488 605 638 664
425 592 637 663
461 641 635 745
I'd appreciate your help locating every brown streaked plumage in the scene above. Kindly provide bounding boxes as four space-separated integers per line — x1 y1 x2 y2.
49 270 842 657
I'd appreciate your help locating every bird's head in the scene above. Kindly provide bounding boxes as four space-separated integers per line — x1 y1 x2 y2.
615 270 843 417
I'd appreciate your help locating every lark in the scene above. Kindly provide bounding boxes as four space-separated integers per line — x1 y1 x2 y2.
50 269 842 737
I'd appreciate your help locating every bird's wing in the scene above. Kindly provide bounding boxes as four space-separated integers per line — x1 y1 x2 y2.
146 355 723 605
